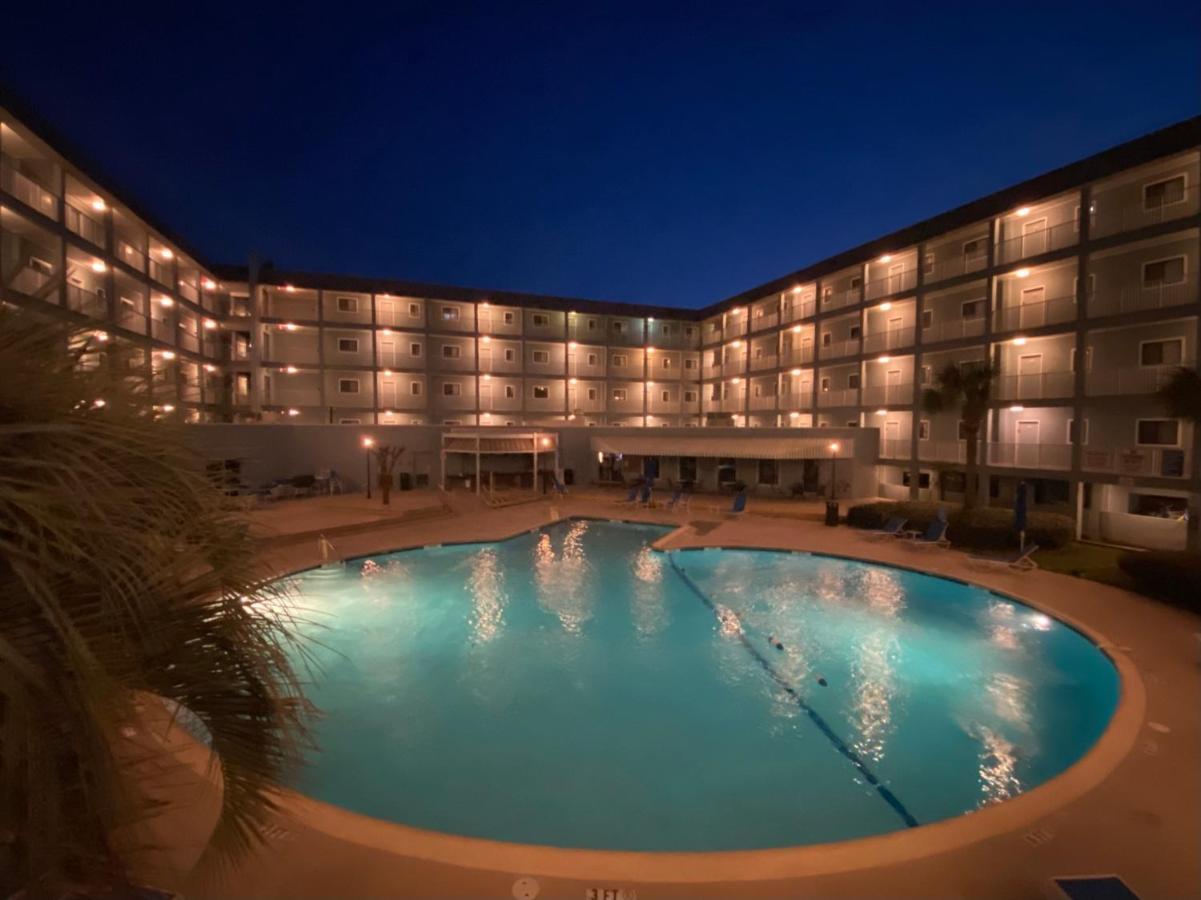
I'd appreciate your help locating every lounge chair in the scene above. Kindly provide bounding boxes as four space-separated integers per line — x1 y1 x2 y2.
707 491 748 516
1051 875 1140 900
664 487 684 509
903 519 950 548
864 516 908 539
551 474 568 496
636 484 653 507
968 544 1040 571
614 483 640 504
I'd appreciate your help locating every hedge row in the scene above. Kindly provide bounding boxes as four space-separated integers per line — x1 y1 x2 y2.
846 500 1074 550
1117 550 1201 612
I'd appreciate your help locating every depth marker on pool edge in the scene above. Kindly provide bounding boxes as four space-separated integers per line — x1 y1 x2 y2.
666 554 920 830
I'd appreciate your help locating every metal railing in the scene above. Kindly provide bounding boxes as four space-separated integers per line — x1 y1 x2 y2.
993 294 1076 331
821 286 860 311
879 438 911 459
820 337 860 359
995 219 1078 264
748 394 778 410
65 204 105 246
993 370 1075 400
749 353 778 372
65 283 107 319
1082 446 1190 478
1088 277 1197 317
922 251 988 285
1 157 58 219
987 442 1072 470
750 311 779 332
781 297 817 322
921 315 985 343
864 266 917 300
862 326 915 354
817 387 859 407
1085 364 1187 396
1091 184 1200 238
861 382 913 405
116 238 146 273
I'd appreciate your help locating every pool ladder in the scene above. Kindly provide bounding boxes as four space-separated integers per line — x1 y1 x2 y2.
318 534 345 571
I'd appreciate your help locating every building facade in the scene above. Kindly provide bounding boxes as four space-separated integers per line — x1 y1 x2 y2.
1 94 1198 548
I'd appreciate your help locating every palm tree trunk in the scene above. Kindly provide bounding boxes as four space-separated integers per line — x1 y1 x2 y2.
964 425 980 510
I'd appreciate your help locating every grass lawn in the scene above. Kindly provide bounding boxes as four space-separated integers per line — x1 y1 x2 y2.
1037 541 1134 589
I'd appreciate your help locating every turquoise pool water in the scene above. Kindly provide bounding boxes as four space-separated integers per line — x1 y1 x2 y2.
285 519 1119 851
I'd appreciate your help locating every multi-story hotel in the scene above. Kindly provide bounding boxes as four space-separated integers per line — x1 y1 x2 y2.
1 91 1198 548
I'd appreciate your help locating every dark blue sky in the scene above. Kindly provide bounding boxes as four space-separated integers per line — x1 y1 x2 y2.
2 2 1198 307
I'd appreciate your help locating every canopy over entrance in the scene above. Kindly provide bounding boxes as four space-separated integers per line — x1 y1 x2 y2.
440 431 559 495
589 434 852 460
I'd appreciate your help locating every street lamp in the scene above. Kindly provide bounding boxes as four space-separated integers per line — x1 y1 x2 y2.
828 442 841 499
362 436 375 499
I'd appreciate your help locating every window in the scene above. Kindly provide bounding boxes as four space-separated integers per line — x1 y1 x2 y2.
754 346 764 359
962 299 982 319
532 313 549 326
850 275 862 289
847 420 859 428
921 308 934 328
531 349 550 364
503 311 515 324
849 324 862 339
410 342 422 356
613 388 628 401
685 327 695 338
661 356 673 369
587 387 598 401
1068 418 1090 444
822 333 832 347
902 471 931 489
587 352 599 366
1140 338 1184 366
661 390 671 402
684 390 697 402
758 459 778 485
1142 256 1186 287
336 296 358 313
410 381 423 396
923 251 935 274
532 385 549 399
338 378 360 394
504 385 516 398
684 358 697 370
847 373 861 389
963 238 985 259
441 345 462 359
408 303 421 317
661 323 671 336
587 318 598 331
337 338 359 353
918 419 930 440
1070 346 1093 372
504 348 516 362
679 457 698 481
820 377 831 392
612 353 628 367
613 321 626 334
1136 419 1179 446
442 382 461 396
441 306 460 321
1143 174 1186 210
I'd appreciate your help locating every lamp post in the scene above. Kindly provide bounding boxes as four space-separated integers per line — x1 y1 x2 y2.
825 441 841 527
362 436 375 499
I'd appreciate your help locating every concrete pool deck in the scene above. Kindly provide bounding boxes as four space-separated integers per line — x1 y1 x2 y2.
168 490 1199 899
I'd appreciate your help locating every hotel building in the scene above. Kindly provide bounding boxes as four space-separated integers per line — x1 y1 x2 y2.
1 92 1197 549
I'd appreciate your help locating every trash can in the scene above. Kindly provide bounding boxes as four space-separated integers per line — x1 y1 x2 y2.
824 500 839 526
399 472 412 491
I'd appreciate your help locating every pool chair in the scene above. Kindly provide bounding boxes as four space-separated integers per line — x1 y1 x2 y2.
706 491 748 516
614 483 640 504
665 489 692 512
636 484 654 507
968 543 1040 571
864 516 908 539
551 474 568 496
1051 875 1141 900
903 518 950 548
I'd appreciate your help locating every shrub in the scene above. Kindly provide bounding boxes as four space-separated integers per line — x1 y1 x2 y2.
1118 550 1201 611
846 501 1074 550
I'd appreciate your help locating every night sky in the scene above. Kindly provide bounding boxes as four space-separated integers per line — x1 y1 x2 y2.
1 2 1198 307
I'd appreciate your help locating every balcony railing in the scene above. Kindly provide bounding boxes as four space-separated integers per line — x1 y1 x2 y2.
724 318 748 338
879 438 911 459
748 395 777 411
994 370 1075 400
1088 277 1197 318
150 318 175 342
749 353 778 372
820 337 860 359
782 297 816 322
1086 364 1187 396
148 257 173 286
116 238 147 273
862 326 915 354
994 294 1077 331
861 382 913 405
923 251 988 285
1083 446 1191 479
65 205 106 246
179 280 199 302
921 315 985 344
987 442 1072 470
782 345 815 366
1 157 58 219
65 283 107 319
750 311 779 332
864 266 917 300
118 307 148 335
821 286 860 311
919 440 982 464
995 220 1078 264
1091 184 1200 238
817 387 859 407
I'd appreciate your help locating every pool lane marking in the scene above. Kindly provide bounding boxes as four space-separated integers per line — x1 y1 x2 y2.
665 553 920 830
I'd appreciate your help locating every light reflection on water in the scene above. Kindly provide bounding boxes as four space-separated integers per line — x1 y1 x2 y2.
849 567 903 764
533 520 594 634
467 547 506 643
630 546 668 640
975 724 1022 806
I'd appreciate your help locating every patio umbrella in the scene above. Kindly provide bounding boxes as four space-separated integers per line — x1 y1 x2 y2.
1014 480 1028 550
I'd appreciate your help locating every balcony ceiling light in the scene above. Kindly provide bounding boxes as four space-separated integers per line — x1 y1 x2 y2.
285 365 298 374
731 377 741 384
829 441 840 452
382 369 393 376
204 364 217 372
382 327 393 335
792 325 802 333
648 316 655 322
1013 337 1027 346
91 198 106 212
203 318 217 329
284 322 298 331
1015 267 1031 278
567 341 577 348
731 340 742 348
160 404 175 412
362 437 375 448
875 409 888 416
1016 206 1031 217
159 350 175 360
878 355 891 363
159 248 174 260
90 259 106 273
94 331 109 342
789 411 800 418
1010 404 1025 412
284 285 296 293
879 302 892 311
790 368 802 376
646 346 655 353
159 296 174 307
202 278 217 290
287 408 300 417
879 254 892 263
791 286 803 294
569 377 577 384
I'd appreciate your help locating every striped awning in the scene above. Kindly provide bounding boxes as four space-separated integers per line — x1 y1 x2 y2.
443 432 557 454
589 434 849 460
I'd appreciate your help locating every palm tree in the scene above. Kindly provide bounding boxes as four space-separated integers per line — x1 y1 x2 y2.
921 361 998 510
1157 366 1201 552
0 311 315 895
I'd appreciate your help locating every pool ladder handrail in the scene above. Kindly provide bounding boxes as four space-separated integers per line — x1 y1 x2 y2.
318 534 344 569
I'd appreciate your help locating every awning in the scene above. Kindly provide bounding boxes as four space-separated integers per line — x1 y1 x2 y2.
443 432 557 454
589 434 850 460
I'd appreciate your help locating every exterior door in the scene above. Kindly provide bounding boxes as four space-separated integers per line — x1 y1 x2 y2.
886 367 903 403
379 377 397 409
1022 218 1048 257
1019 286 1046 329
887 315 904 347
478 377 492 410
1015 419 1040 467
888 263 905 294
884 419 901 455
1018 353 1043 398
377 297 396 326
378 338 396 367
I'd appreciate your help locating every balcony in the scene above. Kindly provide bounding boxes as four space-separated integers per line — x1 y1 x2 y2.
1086 364 1184 396
995 220 1078 264
924 251 987 285
782 345 815 366
817 387 858 407
115 238 146 274
864 266 917 300
179 280 199 303
861 382 913 406
702 363 723 379
879 438 911 460
1088 277 1197 318
994 294 1076 331
922 315 985 344
1 156 58 219
994 370 1075 400
987 442 1072 470
65 205 106 246
782 296 816 322
919 440 981 464
65 284 107 319
862 326 914 354
748 394 778 411
1083 446 1191 479
749 352 778 372
821 286 860 311
148 257 173 286
820 337 860 359
150 317 175 343
724 317 748 338
750 310 779 332
179 331 200 354
1091 183 1200 238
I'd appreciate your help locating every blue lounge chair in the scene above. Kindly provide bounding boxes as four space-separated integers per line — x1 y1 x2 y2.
664 487 684 509
728 492 747 516
865 516 908 539
969 543 1040 571
551 474 568 496
637 484 653 506
614 483 639 504
905 518 950 548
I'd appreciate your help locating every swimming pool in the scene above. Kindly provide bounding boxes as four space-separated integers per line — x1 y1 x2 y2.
284 519 1119 852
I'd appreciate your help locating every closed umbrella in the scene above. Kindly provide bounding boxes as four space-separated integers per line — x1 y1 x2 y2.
1014 480 1028 550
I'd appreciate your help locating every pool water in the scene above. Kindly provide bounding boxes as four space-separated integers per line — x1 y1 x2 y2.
284 519 1118 851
